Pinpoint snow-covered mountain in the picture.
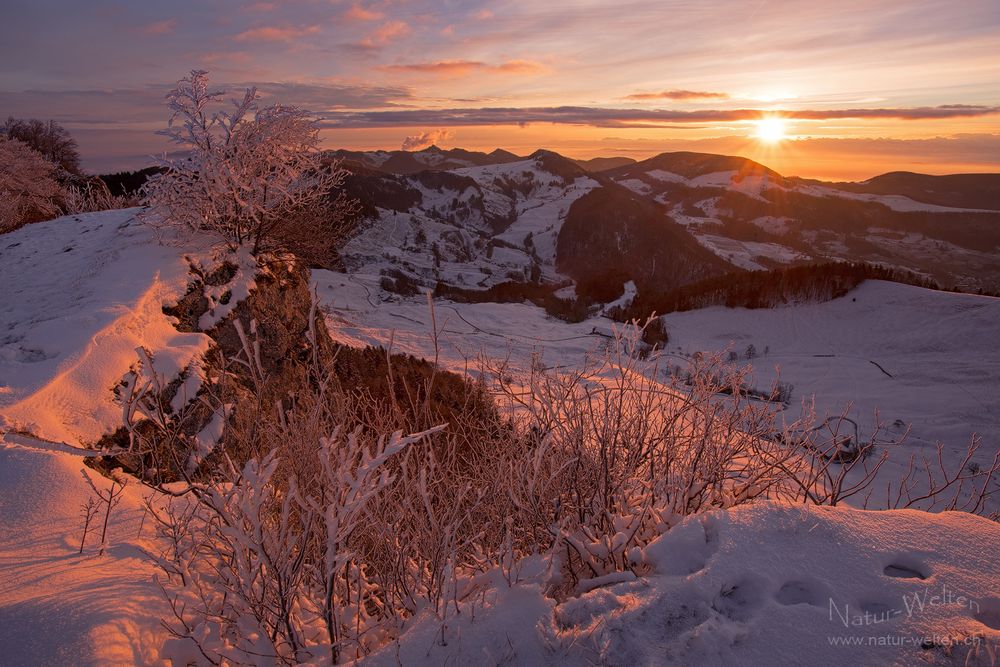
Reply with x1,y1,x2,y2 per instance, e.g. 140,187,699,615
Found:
604,153,1000,290
336,148,1000,302
339,150,734,311
331,145,523,174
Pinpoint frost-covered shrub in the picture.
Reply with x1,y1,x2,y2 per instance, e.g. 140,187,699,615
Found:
63,179,137,214
2,116,81,175
127,307,999,661
140,70,357,258
0,136,65,232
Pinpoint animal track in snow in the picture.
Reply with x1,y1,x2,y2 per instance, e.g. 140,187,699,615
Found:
712,575,767,622
17,348,56,363
859,599,900,618
774,579,830,607
882,555,930,580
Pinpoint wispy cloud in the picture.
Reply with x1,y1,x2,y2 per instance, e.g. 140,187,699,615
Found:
345,3,384,21
382,59,545,76
363,20,410,46
142,19,177,35
0,81,412,127
401,128,454,150
495,60,545,74
625,89,729,101
234,24,321,42
320,104,1000,129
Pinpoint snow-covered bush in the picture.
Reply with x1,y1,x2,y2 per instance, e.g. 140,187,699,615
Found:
484,322,810,592
149,425,443,665
123,309,998,661
63,179,137,214
140,70,357,259
2,116,81,175
0,136,65,232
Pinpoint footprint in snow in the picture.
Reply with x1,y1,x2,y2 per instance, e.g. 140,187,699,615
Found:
712,575,767,622
774,578,831,607
883,555,930,580
17,348,56,363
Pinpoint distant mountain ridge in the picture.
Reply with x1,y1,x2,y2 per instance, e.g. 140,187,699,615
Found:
331,146,1000,313
327,146,639,175
819,171,1000,211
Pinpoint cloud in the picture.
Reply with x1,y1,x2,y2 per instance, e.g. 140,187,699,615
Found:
0,81,412,129
383,60,483,75
345,3,384,21
142,19,177,35
234,24,321,42
382,59,545,77
475,9,494,20
625,89,729,101
495,60,545,74
401,129,454,150
364,20,410,45
319,104,1000,129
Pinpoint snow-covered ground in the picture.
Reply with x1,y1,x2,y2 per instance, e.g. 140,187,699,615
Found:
0,210,212,445
314,269,607,375
316,272,1000,513
693,233,810,270
664,280,1000,495
371,502,1000,666
1,211,998,665
0,435,167,665
4,429,997,665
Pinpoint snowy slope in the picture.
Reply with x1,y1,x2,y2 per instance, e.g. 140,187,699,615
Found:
316,274,1000,512
452,159,600,269
797,183,999,214
340,156,601,293
314,269,608,375
4,427,997,665
662,280,1000,494
608,154,1000,291
0,210,213,445
0,436,167,666
0,207,996,664
370,502,1000,666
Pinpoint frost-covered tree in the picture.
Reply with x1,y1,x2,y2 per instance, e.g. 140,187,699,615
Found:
2,116,81,175
140,70,357,259
0,136,64,232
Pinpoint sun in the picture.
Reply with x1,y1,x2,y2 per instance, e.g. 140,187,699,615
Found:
754,117,787,144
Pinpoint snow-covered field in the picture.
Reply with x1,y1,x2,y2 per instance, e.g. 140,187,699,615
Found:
666,281,1000,489
1,211,998,664
316,271,1000,513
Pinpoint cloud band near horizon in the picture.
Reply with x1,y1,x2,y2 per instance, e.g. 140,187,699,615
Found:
318,104,1000,129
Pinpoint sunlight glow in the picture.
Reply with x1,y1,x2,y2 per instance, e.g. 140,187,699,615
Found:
755,117,787,144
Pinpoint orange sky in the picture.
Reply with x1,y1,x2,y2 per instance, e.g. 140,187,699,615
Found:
2,0,998,179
